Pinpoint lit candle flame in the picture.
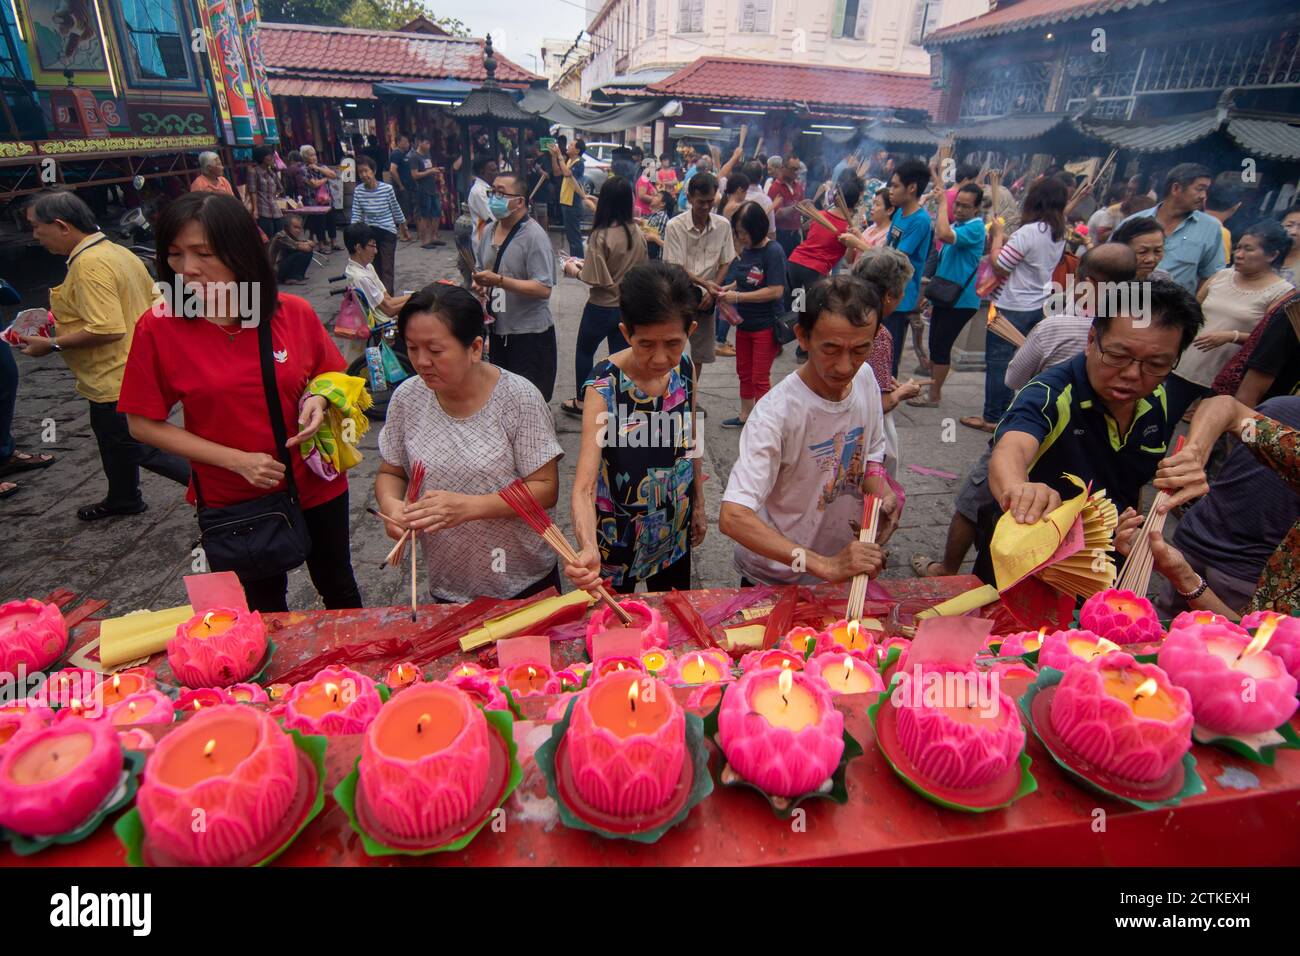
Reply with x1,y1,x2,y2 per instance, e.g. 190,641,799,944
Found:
781,658,791,669
202,611,215,628
1089,637,1122,660
194,699,202,711
325,682,340,703
778,667,793,707
527,666,537,679
460,666,471,676
1132,678,1159,701
1194,611,1215,624
128,701,137,714
617,662,625,671
1240,618,1277,659
203,739,216,758
417,712,430,734
627,680,639,714
695,653,705,671
846,620,860,647
844,655,856,675
112,674,121,691
70,697,82,713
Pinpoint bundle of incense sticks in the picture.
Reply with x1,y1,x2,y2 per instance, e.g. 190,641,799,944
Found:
846,494,882,622
795,200,841,234
752,136,764,159
834,191,854,225
497,479,633,624
1116,436,1184,596
456,243,478,275
986,305,1027,348
737,124,748,153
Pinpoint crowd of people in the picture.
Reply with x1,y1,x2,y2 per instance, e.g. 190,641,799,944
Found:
4,135,1299,624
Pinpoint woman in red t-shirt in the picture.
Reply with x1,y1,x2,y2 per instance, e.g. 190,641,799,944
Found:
119,192,361,613
783,175,863,312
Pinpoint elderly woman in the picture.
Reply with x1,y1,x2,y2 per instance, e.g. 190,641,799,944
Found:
299,145,338,254
190,151,234,196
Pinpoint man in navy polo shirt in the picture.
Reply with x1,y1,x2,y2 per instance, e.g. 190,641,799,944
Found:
972,277,1206,583
1118,163,1225,294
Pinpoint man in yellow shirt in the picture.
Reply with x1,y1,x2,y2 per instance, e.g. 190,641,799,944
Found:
19,192,189,520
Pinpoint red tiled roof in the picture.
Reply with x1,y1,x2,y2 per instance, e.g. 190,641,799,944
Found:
646,57,938,115
259,22,541,86
926,0,1168,46
267,78,377,100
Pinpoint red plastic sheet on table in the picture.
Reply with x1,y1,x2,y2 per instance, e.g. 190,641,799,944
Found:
761,586,799,649
664,589,719,649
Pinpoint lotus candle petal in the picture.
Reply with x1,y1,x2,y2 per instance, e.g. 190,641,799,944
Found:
805,651,884,696
135,705,299,866
994,630,1046,656
499,661,560,698
90,668,157,714
593,655,645,679
175,687,236,713
739,648,805,674
282,667,383,736
780,626,832,658
228,683,270,705
385,662,423,690
107,690,177,727
826,617,883,654
1037,628,1119,672
1049,652,1193,781
663,648,734,687
0,701,54,751
359,683,492,841
584,600,668,657
168,608,267,688
566,672,685,817
1079,589,1163,644
1240,612,1300,683
117,728,156,752
1156,628,1298,735
556,663,591,691
892,664,1024,789
717,668,844,797
0,599,68,680
1170,610,1246,636
0,716,122,837
445,672,509,711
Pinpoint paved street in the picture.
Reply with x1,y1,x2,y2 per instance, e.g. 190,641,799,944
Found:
1,235,994,612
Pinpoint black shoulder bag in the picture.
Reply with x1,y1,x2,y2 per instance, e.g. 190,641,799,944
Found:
926,254,980,308
193,316,312,578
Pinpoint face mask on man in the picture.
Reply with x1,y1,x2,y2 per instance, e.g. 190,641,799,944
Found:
488,194,513,220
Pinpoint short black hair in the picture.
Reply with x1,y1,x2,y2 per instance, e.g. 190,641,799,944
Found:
153,192,278,324
472,155,496,177
687,171,718,197
398,281,486,348
1092,275,1202,354
1206,177,1243,213
573,137,587,155
891,159,930,198
741,160,765,183
620,261,697,331
343,222,375,254
1110,215,1164,246
357,155,377,172
838,173,864,210
730,201,769,246
799,275,881,333
955,162,981,183
1162,163,1212,198
956,182,984,206
1240,218,1293,267
725,172,749,195
252,145,274,164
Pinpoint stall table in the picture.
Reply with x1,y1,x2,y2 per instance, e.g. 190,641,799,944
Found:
4,580,1298,867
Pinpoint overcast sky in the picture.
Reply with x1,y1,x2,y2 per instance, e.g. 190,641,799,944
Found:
437,0,588,76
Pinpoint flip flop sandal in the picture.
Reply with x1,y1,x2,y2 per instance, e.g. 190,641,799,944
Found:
559,399,584,417
910,553,939,578
960,417,996,433
77,500,148,521
0,451,55,478
906,397,940,408
0,483,20,500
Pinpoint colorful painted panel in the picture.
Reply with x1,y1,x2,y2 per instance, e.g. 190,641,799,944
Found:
199,0,255,144
237,0,277,142
19,0,114,88
108,0,201,91
128,101,213,136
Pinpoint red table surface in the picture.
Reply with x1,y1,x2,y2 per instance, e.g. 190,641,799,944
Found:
5,579,1299,867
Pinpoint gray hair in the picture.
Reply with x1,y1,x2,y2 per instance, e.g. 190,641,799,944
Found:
299,145,317,161
198,151,221,172
851,245,913,300
30,191,98,234
767,155,782,170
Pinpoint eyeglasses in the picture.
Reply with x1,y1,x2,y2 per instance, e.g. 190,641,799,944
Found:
1094,333,1177,377
490,190,523,199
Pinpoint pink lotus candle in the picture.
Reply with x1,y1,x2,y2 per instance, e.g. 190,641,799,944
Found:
806,651,884,696
893,665,1024,790
1079,589,1163,644
826,617,883,654
107,691,177,727
1170,610,1246,636
1049,652,1193,781
717,668,844,797
1156,623,1298,735
0,701,54,751
0,599,68,680
176,687,236,713
135,704,300,866
1240,612,1300,682
282,666,383,736
0,717,121,837
228,683,270,705
781,626,832,658
500,662,560,698
386,662,423,690
994,628,1046,656
168,608,267,688
36,668,101,709
567,672,685,817
446,672,509,711
117,728,156,752
641,648,674,674
557,662,591,691
665,649,734,686
359,683,492,841
1038,629,1122,672
739,648,805,674
448,662,487,679
584,600,668,658
267,683,293,701
593,656,645,679
90,669,157,714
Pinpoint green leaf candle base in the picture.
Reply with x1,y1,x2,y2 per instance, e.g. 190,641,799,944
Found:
333,708,521,856
2,749,144,856
1192,720,1300,766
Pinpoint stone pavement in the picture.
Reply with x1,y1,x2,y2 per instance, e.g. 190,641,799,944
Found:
1,235,993,612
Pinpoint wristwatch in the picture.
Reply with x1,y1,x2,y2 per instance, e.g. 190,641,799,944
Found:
49,340,61,352
1176,575,1209,600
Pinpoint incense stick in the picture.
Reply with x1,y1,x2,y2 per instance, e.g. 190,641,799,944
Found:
497,480,633,624
986,308,1027,348
846,495,881,621
795,200,841,234
1117,436,1185,596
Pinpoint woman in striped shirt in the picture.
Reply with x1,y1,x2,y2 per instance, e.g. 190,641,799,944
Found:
350,156,410,295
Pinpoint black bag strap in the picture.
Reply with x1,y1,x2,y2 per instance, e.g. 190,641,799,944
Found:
492,215,528,274
193,314,298,508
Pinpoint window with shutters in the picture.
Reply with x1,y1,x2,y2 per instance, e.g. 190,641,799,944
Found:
647,0,656,34
678,0,704,33
835,0,871,40
910,1,943,45
117,0,195,85
738,0,771,32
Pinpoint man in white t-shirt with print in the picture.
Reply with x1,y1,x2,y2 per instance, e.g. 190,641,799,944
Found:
720,275,897,586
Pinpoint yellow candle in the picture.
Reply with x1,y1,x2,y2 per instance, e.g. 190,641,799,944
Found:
642,650,668,672
822,656,875,694
750,669,818,731
681,653,721,684
1100,669,1179,721
190,611,235,639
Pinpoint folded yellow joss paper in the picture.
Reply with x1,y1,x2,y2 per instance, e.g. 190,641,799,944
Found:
914,584,1001,620
99,605,194,668
459,590,595,651
990,473,1093,592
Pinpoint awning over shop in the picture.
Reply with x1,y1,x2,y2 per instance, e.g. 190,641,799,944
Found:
1224,118,1300,161
371,79,477,100
1073,110,1222,153
518,89,679,133
951,112,1076,143
860,121,949,148
268,78,377,100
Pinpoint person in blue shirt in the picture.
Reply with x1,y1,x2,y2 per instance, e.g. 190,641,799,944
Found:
885,158,933,378
912,177,985,407
1117,163,1225,294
